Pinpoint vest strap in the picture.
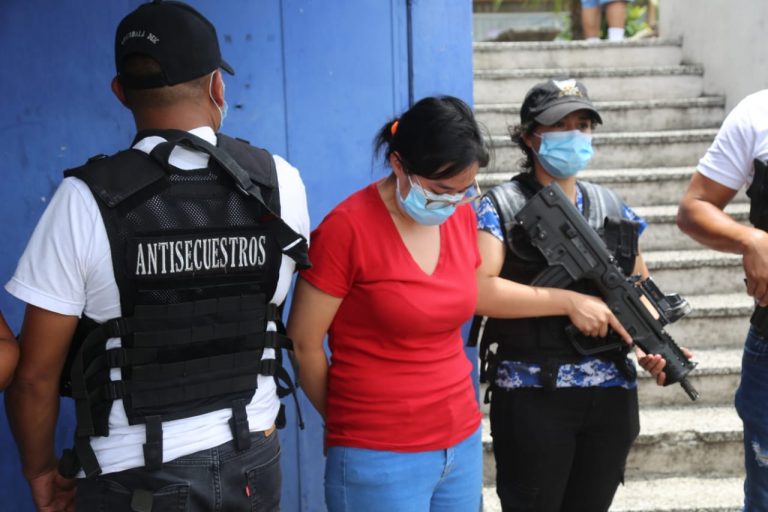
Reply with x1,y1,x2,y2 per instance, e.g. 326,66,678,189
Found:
75,434,102,478
143,416,163,472
229,399,251,451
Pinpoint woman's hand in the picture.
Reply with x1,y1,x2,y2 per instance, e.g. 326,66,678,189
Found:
636,346,694,386
564,292,633,344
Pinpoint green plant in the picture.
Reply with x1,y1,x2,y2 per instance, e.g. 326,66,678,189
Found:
624,4,650,37
599,1,650,38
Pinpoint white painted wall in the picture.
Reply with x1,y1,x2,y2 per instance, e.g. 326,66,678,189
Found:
659,0,768,111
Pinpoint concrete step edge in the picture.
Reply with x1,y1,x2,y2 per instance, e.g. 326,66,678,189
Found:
489,129,718,146
473,38,683,52
677,293,752,317
611,476,743,512
633,203,749,222
643,249,742,269
476,97,725,113
476,65,704,79
477,168,695,186
482,477,743,512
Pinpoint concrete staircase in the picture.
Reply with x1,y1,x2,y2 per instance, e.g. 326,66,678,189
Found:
473,39,745,512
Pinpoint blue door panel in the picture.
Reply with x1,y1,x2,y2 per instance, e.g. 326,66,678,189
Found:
0,1,475,510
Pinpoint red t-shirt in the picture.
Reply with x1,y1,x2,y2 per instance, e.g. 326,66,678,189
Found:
301,181,482,452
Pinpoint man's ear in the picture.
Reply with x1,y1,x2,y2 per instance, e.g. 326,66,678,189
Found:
210,70,225,108
111,77,129,107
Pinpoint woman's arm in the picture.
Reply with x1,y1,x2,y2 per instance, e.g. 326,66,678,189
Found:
286,278,343,419
476,230,631,341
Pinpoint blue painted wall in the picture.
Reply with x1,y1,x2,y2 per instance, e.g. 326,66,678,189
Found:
0,1,474,510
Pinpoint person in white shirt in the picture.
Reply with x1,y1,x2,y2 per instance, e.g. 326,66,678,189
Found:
4,2,309,511
678,89,768,511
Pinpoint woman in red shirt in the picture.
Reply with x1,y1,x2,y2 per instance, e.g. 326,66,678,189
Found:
287,96,490,511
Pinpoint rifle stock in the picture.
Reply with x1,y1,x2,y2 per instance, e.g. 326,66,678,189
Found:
516,183,699,401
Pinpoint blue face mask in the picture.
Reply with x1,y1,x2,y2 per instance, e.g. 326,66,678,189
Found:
535,130,594,179
209,72,228,129
396,174,460,225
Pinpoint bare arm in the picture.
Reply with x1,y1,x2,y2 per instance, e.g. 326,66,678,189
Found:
0,313,19,390
5,305,77,512
475,230,632,342
286,278,343,419
678,171,768,304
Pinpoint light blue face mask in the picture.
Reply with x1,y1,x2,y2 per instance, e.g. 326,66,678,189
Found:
535,130,594,179
396,174,460,225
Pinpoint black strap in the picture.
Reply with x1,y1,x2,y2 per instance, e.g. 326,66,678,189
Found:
540,360,560,391
143,416,163,472
752,305,768,338
148,135,310,269
229,399,252,451
58,448,80,479
75,435,102,478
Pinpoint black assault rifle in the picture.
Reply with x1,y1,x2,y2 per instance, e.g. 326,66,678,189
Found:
515,183,700,401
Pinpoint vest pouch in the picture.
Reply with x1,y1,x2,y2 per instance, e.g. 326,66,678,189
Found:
118,295,271,425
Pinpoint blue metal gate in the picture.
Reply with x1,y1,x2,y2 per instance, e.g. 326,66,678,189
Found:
0,1,474,510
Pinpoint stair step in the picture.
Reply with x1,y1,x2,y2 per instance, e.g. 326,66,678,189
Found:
481,405,743,486
479,167,700,206
473,39,684,70
482,476,743,512
475,65,704,103
644,249,743,296
490,129,718,169
628,405,743,478
611,477,743,512
476,97,725,133
635,203,749,252
635,347,741,407
665,293,752,350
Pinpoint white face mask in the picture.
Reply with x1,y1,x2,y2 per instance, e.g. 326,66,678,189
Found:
209,71,228,130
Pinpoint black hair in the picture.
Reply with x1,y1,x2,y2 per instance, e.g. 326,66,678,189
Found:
509,113,600,173
120,55,210,109
374,96,490,179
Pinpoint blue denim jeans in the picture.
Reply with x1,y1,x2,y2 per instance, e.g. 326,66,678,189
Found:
325,426,482,512
75,429,281,512
736,327,768,512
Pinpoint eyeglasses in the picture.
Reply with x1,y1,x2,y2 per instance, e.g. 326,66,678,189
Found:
412,175,483,210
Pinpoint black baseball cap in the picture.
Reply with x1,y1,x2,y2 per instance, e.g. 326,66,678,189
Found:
115,0,234,89
520,79,602,125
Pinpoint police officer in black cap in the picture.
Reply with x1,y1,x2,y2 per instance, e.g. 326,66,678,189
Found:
471,78,676,511
5,2,309,511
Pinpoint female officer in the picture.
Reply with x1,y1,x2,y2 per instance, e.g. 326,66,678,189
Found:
474,79,667,512
287,96,489,511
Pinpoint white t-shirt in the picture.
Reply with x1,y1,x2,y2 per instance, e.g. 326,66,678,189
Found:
5,126,310,475
698,89,768,191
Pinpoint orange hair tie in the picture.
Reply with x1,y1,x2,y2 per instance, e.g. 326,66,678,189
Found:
390,120,399,136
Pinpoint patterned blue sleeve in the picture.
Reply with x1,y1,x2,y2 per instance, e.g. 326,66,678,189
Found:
622,204,648,236
475,196,504,242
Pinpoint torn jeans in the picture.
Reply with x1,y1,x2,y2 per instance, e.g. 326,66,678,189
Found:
736,326,768,511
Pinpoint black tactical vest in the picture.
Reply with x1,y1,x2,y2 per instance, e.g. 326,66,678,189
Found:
747,159,768,335
59,130,309,477
470,173,639,389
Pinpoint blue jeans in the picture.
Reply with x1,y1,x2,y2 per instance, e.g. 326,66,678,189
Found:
325,426,482,512
736,327,768,512
75,429,281,512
